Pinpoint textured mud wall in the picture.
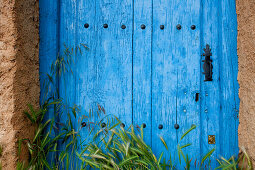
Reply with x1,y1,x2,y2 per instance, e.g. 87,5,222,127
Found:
236,0,255,165
0,0,39,169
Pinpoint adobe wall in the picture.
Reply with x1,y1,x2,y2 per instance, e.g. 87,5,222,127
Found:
236,0,255,165
0,0,254,169
0,0,39,169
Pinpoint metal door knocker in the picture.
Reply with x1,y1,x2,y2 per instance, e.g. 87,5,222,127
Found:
202,44,213,81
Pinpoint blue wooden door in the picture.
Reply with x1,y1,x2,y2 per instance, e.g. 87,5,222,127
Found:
40,0,239,168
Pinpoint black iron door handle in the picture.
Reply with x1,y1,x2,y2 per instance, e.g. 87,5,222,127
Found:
202,44,213,81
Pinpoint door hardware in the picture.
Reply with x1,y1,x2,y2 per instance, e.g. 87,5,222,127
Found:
176,24,181,30
101,122,106,128
195,93,199,102
208,135,215,144
103,24,108,28
142,123,146,128
121,25,126,29
160,25,164,30
191,25,196,30
84,23,89,28
174,124,179,129
81,122,86,127
141,24,146,29
202,44,213,81
183,107,187,113
158,124,163,129
121,123,125,128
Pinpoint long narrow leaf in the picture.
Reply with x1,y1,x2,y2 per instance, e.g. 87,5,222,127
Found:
201,148,215,165
181,125,196,140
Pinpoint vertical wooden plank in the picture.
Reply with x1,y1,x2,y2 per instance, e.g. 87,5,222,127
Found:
91,0,133,126
201,0,221,168
58,0,77,115
76,0,133,137
176,0,201,168
70,3,97,167
58,1,77,167
40,1,239,168
151,0,178,160
219,0,239,159
39,0,59,113
152,0,201,167
76,0,98,144
133,0,152,145
39,0,59,165
75,0,97,141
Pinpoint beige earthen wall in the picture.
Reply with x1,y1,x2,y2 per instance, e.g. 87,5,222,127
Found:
0,0,39,169
237,0,255,165
0,0,255,169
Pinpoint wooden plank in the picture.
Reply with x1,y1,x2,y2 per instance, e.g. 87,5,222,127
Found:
58,0,77,118
58,1,77,168
75,0,133,138
151,0,200,166
133,0,152,145
39,0,59,118
219,0,239,159
201,1,239,168
201,0,221,168
152,1,201,168
75,0,97,141
39,0,59,165
175,0,201,169
92,0,133,127
40,1,239,168
151,0,178,161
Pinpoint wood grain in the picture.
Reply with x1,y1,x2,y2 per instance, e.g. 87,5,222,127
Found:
133,0,152,146
39,0,239,168
39,0,59,164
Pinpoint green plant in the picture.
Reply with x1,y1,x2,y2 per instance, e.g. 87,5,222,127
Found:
0,144,2,157
16,162,29,170
78,124,160,169
238,147,253,170
19,100,61,169
18,43,247,170
0,145,2,170
216,147,253,170
77,123,216,170
18,44,89,170
20,99,247,170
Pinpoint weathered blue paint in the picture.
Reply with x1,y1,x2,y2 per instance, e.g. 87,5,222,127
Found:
200,1,222,168
57,1,79,169
76,0,97,143
174,1,201,168
93,0,133,128
39,0,59,165
133,0,152,146
40,0,239,168
220,0,239,159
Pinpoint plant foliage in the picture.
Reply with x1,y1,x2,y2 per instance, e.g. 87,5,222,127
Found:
17,44,252,170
